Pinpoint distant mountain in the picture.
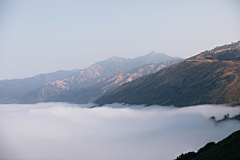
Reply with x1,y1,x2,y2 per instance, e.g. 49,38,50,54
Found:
42,51,180,91
0,70,80,103
95,41,240,106
0,52,181,104
175,130,240,160
34,59,182,104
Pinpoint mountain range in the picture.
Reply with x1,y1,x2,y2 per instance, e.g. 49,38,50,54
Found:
28,59,182,104
0,52,181,104
2,41,240,106
96,41,240,106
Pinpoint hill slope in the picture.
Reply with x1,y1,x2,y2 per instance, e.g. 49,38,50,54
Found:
96,41,240,106
175,130,240,160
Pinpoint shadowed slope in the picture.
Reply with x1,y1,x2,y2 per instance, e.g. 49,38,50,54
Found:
175,130,240,160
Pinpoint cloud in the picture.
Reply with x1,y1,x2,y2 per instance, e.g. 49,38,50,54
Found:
0,103,240,160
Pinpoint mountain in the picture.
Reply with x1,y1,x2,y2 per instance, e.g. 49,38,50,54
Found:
0,52,181,104
33,59,182,104
95,41,240,106
0,70,80,103
175,130,240,160
42,52,180,91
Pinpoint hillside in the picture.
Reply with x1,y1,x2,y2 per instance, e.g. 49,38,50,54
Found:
4,52,180,104
96,41,240,106
175,130,240,160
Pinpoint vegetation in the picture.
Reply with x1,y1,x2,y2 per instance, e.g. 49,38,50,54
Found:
205,49,240,61
175,130,240,160
188,40,240,60
210,113,240,123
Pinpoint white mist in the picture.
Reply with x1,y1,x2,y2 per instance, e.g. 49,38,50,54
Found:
0,103,240,160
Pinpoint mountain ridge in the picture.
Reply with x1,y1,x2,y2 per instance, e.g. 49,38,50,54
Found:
188,41,240,60
0,70,80,103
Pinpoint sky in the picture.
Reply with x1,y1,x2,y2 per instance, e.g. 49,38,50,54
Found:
0,103,240,160
0,0,240,80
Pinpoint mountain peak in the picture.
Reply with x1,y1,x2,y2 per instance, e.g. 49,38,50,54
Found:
148,51,158,55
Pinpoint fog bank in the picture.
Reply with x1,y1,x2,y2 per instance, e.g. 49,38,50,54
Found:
0,103,240,160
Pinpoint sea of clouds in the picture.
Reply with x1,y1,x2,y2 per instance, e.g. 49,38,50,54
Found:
0,103,240,160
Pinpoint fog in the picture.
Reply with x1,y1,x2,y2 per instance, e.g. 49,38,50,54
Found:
0,103,240,160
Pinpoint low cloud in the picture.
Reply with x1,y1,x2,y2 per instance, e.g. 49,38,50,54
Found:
0,103,240,160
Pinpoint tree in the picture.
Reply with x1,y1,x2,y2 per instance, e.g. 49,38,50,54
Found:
223,114,229,120
210,116,216,121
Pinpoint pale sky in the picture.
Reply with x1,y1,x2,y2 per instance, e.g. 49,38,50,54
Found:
0,0,240,80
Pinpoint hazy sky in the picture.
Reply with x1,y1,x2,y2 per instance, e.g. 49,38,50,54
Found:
0,0,240,80
1,103,240,160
